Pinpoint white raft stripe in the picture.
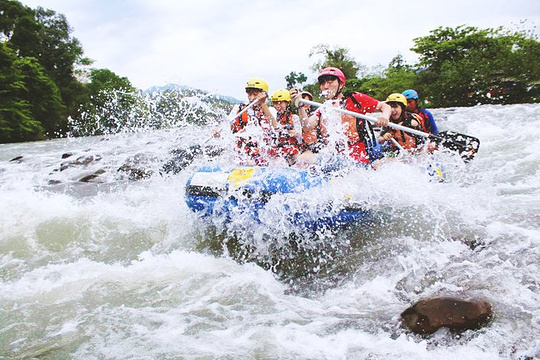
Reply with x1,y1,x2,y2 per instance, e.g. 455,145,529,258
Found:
189,171,229,188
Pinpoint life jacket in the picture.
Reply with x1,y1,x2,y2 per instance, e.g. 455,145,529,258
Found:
301,110,326,147
381,112,422,150
411,111,429,133
342,92,381,164
231,104,267,133
230,104,271,165
274,110,300,158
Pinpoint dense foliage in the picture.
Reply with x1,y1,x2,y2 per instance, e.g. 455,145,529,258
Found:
0,0,134,143
291,26,540,107
412,25,540,106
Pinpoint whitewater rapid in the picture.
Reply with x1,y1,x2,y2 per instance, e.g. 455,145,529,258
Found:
1,103,539,359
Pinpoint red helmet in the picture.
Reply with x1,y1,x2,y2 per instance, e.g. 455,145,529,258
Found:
318,67,346,85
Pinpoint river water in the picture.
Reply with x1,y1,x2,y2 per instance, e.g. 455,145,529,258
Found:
1,103,539,359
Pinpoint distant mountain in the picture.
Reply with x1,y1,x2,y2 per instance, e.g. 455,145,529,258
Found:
144,83,242,104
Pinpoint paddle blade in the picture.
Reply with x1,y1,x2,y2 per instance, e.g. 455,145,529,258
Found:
433,131,480,162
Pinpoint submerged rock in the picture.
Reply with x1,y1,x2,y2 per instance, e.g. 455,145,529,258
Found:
79,169,106,183
161,144,224,174
401,297,492,334
9,155,23,163
60,154,102,171
117,153,156,180
117,164,154,181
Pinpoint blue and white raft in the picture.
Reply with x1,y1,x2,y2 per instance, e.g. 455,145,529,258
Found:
185,165,371,229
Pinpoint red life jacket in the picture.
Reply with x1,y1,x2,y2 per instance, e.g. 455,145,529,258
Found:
411,112,429,133
342,93,380,164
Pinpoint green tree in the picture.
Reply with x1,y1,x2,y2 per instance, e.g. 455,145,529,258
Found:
14,56,66,136
309,44,362,80
411,25,540,106
346,54,418,100
72,68,136,135
0,42,44,142
285,71,307,89
86,68,134,95
3,1,90,131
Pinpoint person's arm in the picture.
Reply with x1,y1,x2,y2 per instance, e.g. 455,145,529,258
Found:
258,93,277,128
375,101,391,127
290,113,302,142
227,104,241,134
424,109,438,134
378,128,393,144
302,112,321,132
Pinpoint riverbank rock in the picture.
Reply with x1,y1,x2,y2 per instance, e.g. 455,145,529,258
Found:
401,297,492,334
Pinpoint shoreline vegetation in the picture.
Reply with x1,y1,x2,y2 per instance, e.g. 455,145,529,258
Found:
1,0,539,144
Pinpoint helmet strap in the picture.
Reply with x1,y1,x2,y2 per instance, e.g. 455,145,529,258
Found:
333,82,344,99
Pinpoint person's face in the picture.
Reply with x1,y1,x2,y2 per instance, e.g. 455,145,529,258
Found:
246,88,263,102
318,75,341,99
273,100,289,113
390,102,403,120
406,98,418,112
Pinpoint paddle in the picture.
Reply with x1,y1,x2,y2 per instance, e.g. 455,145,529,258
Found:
297,98,480,161
228,98,260,122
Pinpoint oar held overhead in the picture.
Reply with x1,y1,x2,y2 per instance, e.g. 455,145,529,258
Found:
297,98,480,161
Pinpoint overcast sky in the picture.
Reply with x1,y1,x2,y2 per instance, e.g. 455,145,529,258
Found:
20,0,540,100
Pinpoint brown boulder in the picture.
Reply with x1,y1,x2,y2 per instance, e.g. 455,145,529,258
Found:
401,297,492,334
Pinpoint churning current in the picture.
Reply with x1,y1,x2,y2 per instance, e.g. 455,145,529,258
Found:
1,103,539,359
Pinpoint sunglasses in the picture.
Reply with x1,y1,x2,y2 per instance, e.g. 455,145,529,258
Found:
318,75,338,85
246,88,262,95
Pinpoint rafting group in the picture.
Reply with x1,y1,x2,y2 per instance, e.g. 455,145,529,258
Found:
185,67,479,226
215,66,464,171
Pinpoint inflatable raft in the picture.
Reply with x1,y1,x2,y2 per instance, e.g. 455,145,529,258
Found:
185,165,371,229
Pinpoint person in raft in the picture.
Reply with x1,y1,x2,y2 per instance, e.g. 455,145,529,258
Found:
402,89,439,134
229,78,276,165
378,93,424,153
290,67,391,166
269,89,303,165
296,90,327,155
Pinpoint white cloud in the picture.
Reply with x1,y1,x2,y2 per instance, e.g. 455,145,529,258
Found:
20,0,540,100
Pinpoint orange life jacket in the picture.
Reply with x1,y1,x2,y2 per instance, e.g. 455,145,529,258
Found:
381,112,422,150
274,110,300,158
230,104,271,165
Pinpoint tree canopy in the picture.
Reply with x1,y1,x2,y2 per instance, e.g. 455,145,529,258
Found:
411,25,540,106
0,0,133,143
293,26,540,107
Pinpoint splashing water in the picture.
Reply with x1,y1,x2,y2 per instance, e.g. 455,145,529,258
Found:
1,97,540,359
68,87,232,136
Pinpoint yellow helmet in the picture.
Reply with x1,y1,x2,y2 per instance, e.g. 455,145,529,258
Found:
386,93,407,107
271,89,291,102
245,78,269,93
